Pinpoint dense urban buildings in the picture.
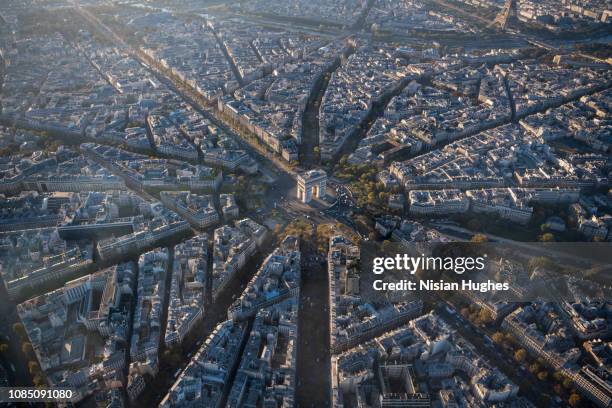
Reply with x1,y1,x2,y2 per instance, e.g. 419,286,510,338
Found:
0,0,609,407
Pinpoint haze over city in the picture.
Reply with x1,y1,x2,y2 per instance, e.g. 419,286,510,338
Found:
0,0,610,407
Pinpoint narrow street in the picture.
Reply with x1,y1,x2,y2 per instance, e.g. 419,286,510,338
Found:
300,44,354,170
211,29,245,86
300,70,328,168
157,246,175,357
123,260,139,404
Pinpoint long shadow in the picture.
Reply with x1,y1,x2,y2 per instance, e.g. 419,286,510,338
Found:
295,239,331,407
301,44,355,169
0,275,34,388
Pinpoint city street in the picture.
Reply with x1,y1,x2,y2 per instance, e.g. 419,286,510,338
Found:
295,232,331,407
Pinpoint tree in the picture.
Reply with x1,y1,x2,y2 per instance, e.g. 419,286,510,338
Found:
13,323,26,339
539,232,555,242
22,343,34,359
381,240,393,253
32,374,46,387
528,256,556,272
528,363,540,373
28,361,40,376
492,332,504,344
537,371,549,381
367,192,376,205
478,308,493,325
514,349,527,362
553,384,563,395
273,224,282,235
471,233,488,243
562,378,573,389
568,393,581,407
316,224,334,253
553,371,565,382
